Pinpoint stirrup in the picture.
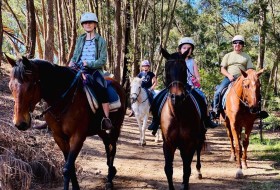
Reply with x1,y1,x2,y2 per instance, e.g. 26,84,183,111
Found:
101,117,113,130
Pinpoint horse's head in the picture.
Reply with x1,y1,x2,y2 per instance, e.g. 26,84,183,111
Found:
161,48,188,96
240,68,264,113
6,55,41,130
130,77,144,104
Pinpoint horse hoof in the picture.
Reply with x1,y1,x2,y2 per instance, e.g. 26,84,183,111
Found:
105,182,113,190
235,169,243,179
197,174,203,179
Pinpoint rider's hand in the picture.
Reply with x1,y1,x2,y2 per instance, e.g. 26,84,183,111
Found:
82,60,88,67
68,61,75,67
228,75,235,81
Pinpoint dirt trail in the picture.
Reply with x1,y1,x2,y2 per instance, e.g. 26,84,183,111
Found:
47,115,279,190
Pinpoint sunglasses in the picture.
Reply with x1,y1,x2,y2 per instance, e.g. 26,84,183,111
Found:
82,21,95,25
233,41,244,45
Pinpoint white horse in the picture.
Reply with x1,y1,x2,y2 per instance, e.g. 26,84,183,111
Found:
131,77,159,146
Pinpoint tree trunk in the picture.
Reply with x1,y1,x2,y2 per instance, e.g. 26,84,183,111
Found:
66,0,77,63
26,0,36,58
114,0,122,82
121,0,131,87
257,0,268,69
44,0,54,62
155,0,178,75
0,0,3,66
106,0,113,71
56,0,66,65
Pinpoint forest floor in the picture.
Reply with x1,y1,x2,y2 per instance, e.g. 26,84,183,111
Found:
0,63,279,190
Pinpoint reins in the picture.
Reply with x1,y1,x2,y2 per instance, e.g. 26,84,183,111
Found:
232,77,250,108
35,70,82,119
130,86,149,104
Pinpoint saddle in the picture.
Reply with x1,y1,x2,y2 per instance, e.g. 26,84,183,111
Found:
83,80,121,113
151,87,201,119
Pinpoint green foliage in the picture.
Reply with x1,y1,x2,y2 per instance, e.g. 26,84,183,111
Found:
241,181,280,190
250,134,280,169
263,113,280,131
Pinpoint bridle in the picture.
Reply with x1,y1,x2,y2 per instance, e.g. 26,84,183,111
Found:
130,86,148,104
232,77,260,111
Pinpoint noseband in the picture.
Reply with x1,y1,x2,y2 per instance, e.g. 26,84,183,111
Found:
232,78,260,112
130,86,148,104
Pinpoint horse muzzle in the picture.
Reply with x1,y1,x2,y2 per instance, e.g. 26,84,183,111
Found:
14,113,32,131
130,97,137,104
15,121,31,131
249,107,259,114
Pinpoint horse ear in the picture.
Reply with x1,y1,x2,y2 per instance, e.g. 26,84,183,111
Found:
4,53,17,67
240,69,248,78
161,48,170,60
181,49,190,60
256,68,265,77
22,56,33,70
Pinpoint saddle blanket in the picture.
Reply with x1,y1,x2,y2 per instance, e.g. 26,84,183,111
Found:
222,83,234,109
84,80,121,113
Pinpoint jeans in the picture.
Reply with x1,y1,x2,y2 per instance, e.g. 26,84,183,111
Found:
213,77,231,109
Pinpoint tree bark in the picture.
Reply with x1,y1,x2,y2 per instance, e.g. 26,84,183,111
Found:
114,0,122,82
0,0,3,66
257,0,268,69
66,0,77,63
44,0,54,62
56,0,66,65
121,0,131,87
26,0,36,58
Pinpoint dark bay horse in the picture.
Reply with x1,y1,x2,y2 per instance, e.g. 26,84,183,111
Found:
160,49,205,190
6,56,126,190
221,68,264,178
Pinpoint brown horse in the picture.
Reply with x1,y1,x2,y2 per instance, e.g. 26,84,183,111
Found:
6,55,126,190
160,49,205,190
221,68,264,178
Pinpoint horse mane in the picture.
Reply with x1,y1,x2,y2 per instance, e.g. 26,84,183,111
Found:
164,52,187,87
13,58,78,102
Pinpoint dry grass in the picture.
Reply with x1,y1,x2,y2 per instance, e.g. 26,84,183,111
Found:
0,63,64,189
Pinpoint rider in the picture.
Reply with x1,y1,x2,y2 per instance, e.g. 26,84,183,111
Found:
68,12,113,130
148,37,218,135
128,60,158,117
212,35,254,116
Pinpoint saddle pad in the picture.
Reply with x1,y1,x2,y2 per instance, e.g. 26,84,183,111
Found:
222,83,234,109
157,89,201,120
84,85,99,113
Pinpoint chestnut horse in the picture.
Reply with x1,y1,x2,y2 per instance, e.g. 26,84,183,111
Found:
160,49,205,190
221,68,264,178
7,56,126,190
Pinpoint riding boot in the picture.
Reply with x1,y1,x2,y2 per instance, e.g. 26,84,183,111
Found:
101,117,114,130
204,116,219,129
148,118,159,136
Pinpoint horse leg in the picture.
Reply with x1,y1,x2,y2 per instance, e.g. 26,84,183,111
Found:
180,148,196,190
230,126,243,179
242,127,252,169
163,142,176,190
225,122,236,161
195,143,203,179
141,114,149,146
135,115,144,146
63,136,86,190
101,136,117,190
52,134,72,190
155,129,161,143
